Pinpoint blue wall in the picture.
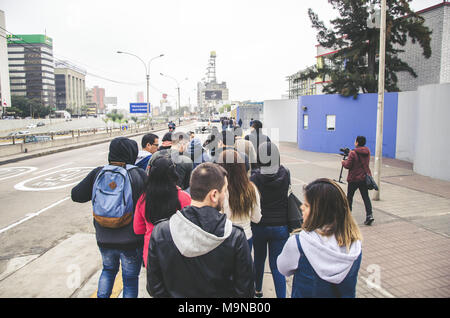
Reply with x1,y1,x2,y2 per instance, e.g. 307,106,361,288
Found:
297,93,398,158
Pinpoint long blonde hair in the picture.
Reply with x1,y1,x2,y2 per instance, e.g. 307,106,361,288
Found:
302,178,362,250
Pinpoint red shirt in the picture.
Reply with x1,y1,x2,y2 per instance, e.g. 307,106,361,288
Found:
133,187,191,267
342,146,371,183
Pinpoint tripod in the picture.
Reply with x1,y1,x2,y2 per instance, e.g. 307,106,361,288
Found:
334,154,347,184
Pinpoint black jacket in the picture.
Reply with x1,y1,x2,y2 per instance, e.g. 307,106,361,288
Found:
245,130,271,168
250,165,290,226
71,137,147,249
147,206,255,298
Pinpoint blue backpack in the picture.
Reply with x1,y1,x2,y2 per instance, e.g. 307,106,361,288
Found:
92,164,136,228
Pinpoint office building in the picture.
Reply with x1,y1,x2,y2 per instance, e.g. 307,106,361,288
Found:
54,60,86,114
7,34,56,108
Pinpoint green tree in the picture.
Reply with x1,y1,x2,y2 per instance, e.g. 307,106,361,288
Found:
11,95,50,118
300,0,432,97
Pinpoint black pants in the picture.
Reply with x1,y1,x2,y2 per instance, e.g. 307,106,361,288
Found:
347,181,373,217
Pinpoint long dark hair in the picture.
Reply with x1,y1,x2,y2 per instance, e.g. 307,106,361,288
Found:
218,150,257,218
144,156,181,224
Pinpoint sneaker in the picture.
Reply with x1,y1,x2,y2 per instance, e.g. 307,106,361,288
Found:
364,215,374,226
255,291,263,298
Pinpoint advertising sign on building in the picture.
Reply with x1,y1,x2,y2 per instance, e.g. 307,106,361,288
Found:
205,90,222,100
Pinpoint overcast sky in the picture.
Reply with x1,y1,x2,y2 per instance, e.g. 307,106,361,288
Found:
0,0,439,109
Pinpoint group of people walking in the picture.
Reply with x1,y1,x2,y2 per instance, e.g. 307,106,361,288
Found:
71,119,373,298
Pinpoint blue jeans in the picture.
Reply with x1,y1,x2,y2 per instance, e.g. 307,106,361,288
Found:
97,247,143,298
252,225,289,298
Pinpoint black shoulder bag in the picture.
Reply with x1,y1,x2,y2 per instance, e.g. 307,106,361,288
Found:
356,152,379,191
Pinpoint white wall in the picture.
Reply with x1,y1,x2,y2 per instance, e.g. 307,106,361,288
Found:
396,91,418,162
263,99,297,143
413,83,450,181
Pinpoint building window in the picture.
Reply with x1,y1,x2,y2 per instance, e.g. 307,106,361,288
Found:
326,115,336,131
303,114,309,129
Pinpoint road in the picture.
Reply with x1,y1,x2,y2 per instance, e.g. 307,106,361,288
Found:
0,122,214,277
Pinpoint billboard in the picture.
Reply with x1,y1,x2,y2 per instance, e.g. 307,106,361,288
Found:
130,103,150,113
205,90,222,100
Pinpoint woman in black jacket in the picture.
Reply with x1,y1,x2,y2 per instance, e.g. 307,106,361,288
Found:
250,142,290,298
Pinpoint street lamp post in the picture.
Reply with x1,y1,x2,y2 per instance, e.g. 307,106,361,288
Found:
117,51,164,129
372,0,386,201
160,73,188,126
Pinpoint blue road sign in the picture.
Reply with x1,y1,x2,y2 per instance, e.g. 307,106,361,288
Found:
130,103,150,114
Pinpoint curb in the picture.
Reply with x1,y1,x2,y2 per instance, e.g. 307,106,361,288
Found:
0,123,190,166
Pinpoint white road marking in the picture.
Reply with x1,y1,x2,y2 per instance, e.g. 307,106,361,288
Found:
15,167,94,191
0,167,38,181
0,197,70,235
33,163,73,175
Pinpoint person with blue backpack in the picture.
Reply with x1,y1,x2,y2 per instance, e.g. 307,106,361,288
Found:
71,137,147,298
277,178,363,298
135,133,159,171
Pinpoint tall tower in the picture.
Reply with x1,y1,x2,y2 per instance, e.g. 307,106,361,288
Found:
205,51,217,84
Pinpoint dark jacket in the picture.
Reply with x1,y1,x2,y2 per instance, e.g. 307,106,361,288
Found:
342,146,371,183
71,137,147,250
146,206,255,298
250,165,290,226
147,148,193,190
245,130,271,168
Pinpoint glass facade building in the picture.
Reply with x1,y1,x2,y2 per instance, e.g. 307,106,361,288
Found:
7,34,56,108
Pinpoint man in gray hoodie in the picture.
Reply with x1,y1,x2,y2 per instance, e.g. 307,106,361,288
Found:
146,162,255,298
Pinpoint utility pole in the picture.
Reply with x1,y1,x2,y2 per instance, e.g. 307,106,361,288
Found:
373,0,387,201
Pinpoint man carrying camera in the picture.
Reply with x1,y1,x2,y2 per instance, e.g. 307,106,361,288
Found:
341,136,375,226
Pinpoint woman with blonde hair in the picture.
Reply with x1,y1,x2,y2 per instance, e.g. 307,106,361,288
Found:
277,178,362,298
218,149,261,250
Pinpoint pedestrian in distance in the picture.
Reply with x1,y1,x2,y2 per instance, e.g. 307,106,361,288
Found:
147,132,193,191
234,126,257,174
71,137,147,298
215,129,250,173
133,156,191,268
135,133,159,171
245,120,271,170
250,141,290,298
146,162,255,298
341,136,375,226
238,118,243,128
277,178,363,298
218,149,261,251
188,132,211,169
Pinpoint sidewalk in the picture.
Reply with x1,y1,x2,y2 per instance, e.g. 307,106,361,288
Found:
278,142,450,298
0,142,448,298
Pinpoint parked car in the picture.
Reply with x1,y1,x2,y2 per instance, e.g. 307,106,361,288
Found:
26,124,37,129
37,122,45,127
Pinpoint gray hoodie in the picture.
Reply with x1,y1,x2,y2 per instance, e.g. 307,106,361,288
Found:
277,230,362,284
169,210,233,257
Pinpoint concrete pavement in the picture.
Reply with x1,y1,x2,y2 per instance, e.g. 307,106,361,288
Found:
0,140,448,298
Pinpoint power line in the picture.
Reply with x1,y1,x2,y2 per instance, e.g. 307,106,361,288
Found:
1,27,168,92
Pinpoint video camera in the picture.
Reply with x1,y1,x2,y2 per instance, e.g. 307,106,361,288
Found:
340,147,350,157
335,147,350,184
